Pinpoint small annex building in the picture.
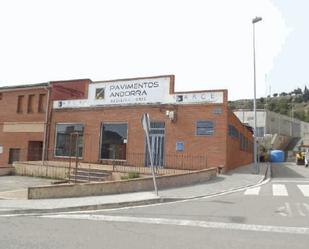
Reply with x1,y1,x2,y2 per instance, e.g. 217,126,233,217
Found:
0,75,253,173
0,83,48,174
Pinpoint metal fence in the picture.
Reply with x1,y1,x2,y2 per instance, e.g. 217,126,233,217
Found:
96,152,207,171
8,148,208,172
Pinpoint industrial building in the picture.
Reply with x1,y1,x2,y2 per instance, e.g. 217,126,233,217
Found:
0,75,254,173
234,109,309,152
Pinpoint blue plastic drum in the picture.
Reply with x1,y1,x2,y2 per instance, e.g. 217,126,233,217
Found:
270,150,285,163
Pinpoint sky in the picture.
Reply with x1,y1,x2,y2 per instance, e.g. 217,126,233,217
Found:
0,0,306,100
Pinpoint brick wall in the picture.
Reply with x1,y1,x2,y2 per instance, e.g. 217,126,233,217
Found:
50,79,90,101
0,87,47,167
48,103,229,170
226,111,254,170
0,87,47,122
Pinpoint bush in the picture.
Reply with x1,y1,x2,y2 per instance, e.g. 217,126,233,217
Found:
121,171,140,180
128,171,139,179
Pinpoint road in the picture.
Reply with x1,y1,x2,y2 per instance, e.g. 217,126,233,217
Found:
1,163,309,249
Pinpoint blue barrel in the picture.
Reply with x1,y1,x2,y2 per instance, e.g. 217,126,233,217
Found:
270,150,285,163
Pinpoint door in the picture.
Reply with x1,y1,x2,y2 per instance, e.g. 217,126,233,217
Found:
27,141,43,161
8,148,20,164
145,122,165,167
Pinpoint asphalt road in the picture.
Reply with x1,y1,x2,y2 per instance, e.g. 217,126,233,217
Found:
1,163,309,249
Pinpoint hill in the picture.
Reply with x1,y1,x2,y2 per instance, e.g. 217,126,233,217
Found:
228,87,309,122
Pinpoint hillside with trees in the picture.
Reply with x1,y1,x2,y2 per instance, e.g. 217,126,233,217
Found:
229,86,309,122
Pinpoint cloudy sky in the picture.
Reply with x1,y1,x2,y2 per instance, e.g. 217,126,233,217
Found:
0,0,306,100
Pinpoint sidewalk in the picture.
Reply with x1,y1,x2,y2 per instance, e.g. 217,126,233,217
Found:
0,163,269,215
159,162,269,198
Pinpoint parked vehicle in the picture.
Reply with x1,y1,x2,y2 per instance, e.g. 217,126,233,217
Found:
296,145,309,166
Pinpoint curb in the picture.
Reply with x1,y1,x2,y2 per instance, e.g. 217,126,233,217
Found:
0,198,159,215
0,197,186,216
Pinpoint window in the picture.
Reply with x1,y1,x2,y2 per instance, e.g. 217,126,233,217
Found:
213,107,222,115
196,121,214,136
17,95,24,113
244,137,248,151
38,94,46,113
100,123,128,160
240,133,245,151
27,94,35,113
228,125,239,138
54,124,84,157
239,134,250,151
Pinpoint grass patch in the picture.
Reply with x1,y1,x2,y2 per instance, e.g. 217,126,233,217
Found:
121,171,140,180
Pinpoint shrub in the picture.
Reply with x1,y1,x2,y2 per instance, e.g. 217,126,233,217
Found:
121,171,140,180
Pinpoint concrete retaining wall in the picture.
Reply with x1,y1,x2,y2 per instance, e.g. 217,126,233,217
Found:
28,168,217,199
0,167,14,176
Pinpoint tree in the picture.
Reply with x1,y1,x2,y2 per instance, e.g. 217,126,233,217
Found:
273,93,278,97
294,110,306,121
259,97,265,104
303,86,309,102
294,95,303,103
293,87,303,95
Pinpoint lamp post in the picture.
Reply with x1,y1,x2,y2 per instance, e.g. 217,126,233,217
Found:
252,16,262,174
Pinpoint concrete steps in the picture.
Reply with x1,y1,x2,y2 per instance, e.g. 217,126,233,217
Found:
68,168,112,183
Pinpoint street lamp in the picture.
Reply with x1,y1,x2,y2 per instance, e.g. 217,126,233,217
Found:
252,16,262,174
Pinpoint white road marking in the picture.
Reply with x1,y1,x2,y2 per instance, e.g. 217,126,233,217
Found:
277,202,292,217
297,185,309,197
244,187,261,195
285,202,292,217
41,214,309,235
272,180,309,183
296,203,306,217
272,184,288,196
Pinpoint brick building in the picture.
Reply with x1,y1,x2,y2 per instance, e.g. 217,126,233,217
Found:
0,75,253,172
0,83,48,168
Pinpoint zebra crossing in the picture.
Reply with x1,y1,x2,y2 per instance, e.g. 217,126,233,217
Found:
244,183,309,197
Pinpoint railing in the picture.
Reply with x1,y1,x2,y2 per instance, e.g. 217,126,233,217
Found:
99,152,207,171
11,149,208,178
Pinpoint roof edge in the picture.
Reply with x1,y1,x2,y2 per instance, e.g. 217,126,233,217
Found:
0,82,48,92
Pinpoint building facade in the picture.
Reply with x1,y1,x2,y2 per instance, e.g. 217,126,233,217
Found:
46,75,253,171
0,83,48,167
0,75,254,172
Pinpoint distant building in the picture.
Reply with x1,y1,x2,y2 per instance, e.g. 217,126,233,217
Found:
234,109,309,150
